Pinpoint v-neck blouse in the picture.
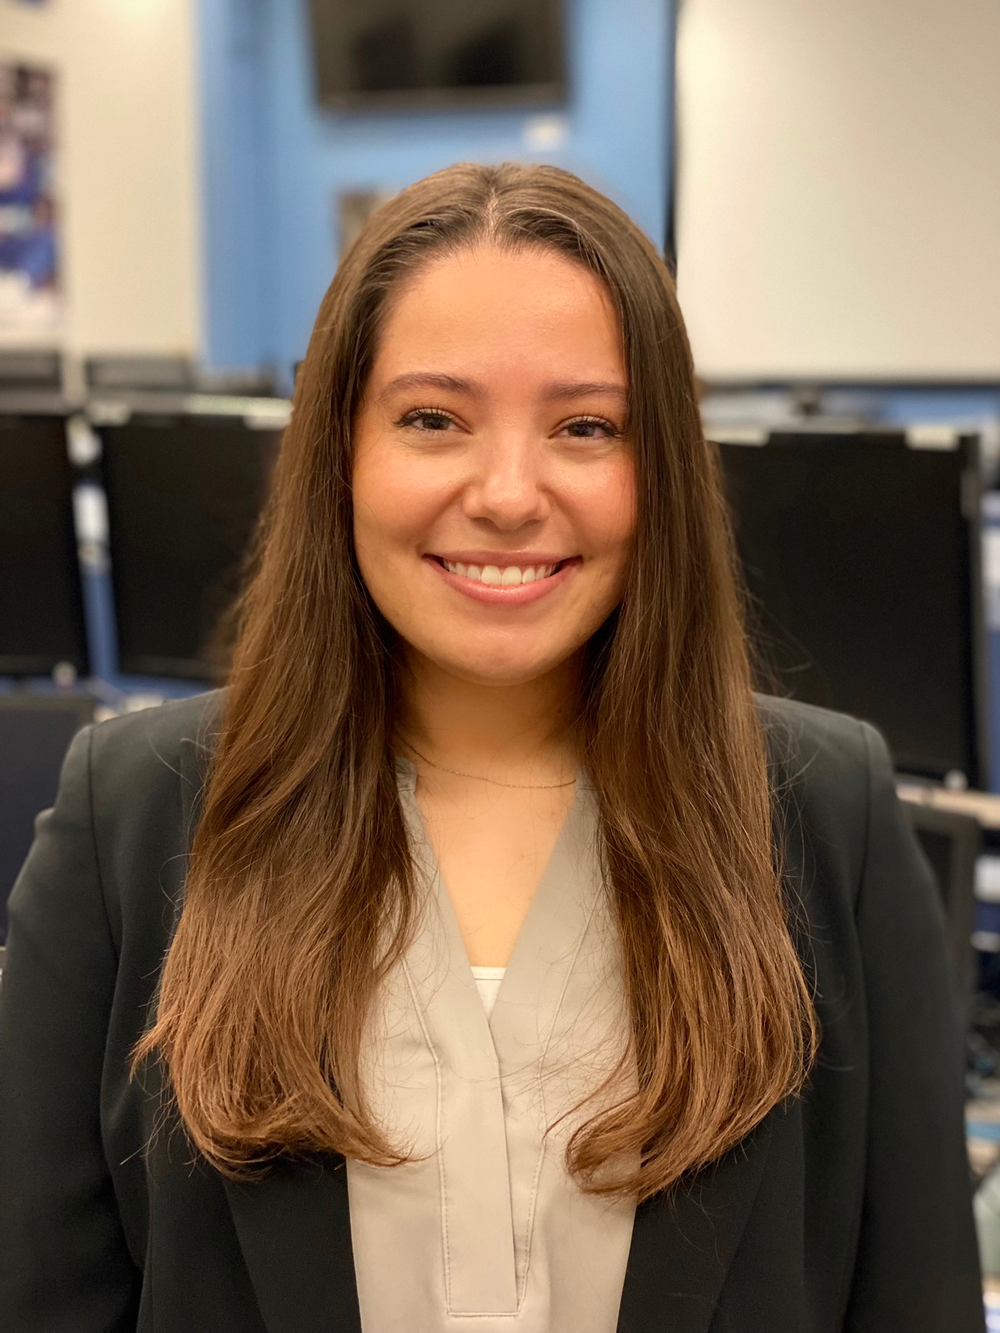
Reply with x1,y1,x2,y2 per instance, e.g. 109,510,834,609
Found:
345,761,637,1333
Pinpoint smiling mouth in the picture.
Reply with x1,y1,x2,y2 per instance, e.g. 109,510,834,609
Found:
431,556,574,587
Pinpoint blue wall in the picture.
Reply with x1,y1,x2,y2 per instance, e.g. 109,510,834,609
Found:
198,0,673,385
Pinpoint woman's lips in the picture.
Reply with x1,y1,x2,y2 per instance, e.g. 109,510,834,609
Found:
424,555,580,605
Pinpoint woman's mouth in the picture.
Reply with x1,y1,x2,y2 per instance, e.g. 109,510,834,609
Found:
425,555,580,604
439,558,564,586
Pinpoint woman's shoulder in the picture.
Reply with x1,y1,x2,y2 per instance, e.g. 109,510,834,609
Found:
754,692,904,915
87,689,223,778
84,688,884,826
84,688,883,811
754,691,885,790
755,691,890,852
81,689,224,840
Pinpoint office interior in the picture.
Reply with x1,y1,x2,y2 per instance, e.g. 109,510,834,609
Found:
2,0,1000,1319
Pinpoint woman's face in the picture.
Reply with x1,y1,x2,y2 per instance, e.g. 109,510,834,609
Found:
352,244,636,688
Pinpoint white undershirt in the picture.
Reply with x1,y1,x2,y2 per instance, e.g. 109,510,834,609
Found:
471,965,506,1018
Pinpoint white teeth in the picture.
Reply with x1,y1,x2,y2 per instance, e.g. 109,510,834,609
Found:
441,559,560,585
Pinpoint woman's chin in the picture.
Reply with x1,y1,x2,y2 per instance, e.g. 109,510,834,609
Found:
416,640,577,689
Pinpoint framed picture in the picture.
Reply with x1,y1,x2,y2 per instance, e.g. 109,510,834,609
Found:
0,59,59,330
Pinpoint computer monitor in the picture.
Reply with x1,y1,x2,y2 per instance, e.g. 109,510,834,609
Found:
97,412,282,680
0,349,62,391
85,355,193,393
0,411,89,678
0,693,96,941
717,430,985,787
307,0,566,110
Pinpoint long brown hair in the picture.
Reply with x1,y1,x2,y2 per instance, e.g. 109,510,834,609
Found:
136,162,817,1201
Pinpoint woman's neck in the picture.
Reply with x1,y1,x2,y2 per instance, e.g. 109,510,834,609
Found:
395,652,582,786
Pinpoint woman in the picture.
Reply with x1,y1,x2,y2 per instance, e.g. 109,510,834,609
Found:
0,163,983,1332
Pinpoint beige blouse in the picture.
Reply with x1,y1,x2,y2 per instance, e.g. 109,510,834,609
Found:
346,761,637,1333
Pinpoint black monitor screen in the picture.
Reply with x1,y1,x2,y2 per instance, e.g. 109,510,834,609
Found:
99,415,281,680
717,432,982,785
308,0,565,109
0,413,88,677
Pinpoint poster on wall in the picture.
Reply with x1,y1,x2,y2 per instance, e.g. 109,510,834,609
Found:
0,59,59,331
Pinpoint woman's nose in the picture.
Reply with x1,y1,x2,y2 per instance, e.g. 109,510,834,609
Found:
461,431,550,529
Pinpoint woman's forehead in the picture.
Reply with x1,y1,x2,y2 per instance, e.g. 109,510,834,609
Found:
369,245,625,394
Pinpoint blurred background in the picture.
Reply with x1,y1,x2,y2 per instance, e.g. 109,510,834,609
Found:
2,0,1000,1316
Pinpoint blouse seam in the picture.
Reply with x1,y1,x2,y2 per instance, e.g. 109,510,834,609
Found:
402,957,454,1312
516,888,603,1312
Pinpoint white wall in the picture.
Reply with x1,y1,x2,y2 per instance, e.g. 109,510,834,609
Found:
675,0,1000,379
1,0,201,355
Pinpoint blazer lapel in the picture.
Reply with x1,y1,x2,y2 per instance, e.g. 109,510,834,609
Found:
224,1157,362,1333
616,1108,776,1333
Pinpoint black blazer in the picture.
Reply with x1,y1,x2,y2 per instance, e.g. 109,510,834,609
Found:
0,691,985,1333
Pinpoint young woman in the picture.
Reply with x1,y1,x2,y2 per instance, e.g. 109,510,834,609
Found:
0,163,984,1332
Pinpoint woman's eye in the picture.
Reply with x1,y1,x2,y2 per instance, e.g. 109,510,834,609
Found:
398,408,456,432
561,416,620,440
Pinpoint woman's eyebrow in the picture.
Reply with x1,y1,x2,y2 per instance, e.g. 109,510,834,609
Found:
378,372,482,400
542,381,627,401
378,373,627,402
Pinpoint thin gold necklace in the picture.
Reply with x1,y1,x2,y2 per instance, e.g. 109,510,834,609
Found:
401,739,576,790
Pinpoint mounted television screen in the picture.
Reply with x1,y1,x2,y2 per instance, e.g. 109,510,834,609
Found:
98,414,282,681
717,431,985,787
0,412,89,677
307,0,566,109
